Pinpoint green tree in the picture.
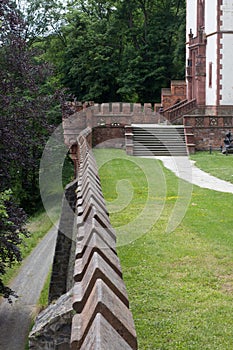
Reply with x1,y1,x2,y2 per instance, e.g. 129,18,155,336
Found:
23,0,186,103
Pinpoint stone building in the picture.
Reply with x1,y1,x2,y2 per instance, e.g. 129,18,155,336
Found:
186,0,233,110
181,0,233,151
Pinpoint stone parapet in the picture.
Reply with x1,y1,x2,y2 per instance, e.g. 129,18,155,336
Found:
184,113,233,151
62,103,162,150
30,127,138,349
70,129,138,349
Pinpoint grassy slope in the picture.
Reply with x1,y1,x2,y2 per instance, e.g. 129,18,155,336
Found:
190,150,233,184
2,210,53,285
95,149,233,350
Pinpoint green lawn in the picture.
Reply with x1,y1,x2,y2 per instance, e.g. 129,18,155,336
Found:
190,150,233,183
95,149,233,350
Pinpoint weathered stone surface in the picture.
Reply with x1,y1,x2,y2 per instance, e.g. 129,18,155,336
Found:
29,290,73,350
79,313,134,350
76,223,116,257
74,231,121,282
49,180,78,302
78,175,101,193
77,178,102,200
77,188,106,210
33,126,137,350
73,252,129,313
80,314,132,350
73,252,129,312
77,205,111,229
77,193,109,218
71,279,137,350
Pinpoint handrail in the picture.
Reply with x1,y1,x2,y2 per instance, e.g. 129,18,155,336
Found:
163,99,197,122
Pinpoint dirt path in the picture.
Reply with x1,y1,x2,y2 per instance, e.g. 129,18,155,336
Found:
0,224,57,350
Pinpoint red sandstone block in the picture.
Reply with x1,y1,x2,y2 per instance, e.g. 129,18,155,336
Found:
101,103,110,114
76,182,105,207
77,189,105,212
71,279,137,350
77,173,101,192
77,179,102,198
74,233,122,282
76,205,111,229
73,252,129,312
122,103,131,114
78,163,100,182
77,177,102,199
77,173,103,195
79,313,135,350
76,223,116,257
144,103,152,115
77,190,105,216
77,193,109,218
78,158,99,176
112,102,120,114
133,103,142,114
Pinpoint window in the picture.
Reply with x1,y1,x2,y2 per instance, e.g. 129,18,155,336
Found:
209,62,212,88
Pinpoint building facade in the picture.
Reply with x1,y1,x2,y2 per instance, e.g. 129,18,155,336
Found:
186,0,233,108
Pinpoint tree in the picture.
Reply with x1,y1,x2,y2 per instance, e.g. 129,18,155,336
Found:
0,0,64,300
0,190,28,302
0,0,63,212
38,0,186,103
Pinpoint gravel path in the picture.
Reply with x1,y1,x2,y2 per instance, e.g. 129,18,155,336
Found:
155,156,233,194
0,224,57,350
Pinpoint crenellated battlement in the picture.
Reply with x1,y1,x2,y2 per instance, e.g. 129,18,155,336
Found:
62,101,162,147
93,102,155,115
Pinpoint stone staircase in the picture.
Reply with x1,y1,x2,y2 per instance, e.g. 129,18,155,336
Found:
161,98,197,123
132,124,188,156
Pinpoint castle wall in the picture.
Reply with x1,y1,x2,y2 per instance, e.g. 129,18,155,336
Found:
92,126,125,148
184,114,232,150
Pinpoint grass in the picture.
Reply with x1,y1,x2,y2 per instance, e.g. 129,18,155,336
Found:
190,150,233,183
38,268,52,309
94,149,233,350
2,210,53,286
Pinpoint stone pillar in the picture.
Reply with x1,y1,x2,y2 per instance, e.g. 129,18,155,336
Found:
125,126,134,156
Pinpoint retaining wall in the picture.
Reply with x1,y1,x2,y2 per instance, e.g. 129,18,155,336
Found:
29,127,138,349
184,114,232,150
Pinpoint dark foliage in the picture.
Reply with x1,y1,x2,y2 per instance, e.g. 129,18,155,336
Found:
0,0,64,301
0,190,28,302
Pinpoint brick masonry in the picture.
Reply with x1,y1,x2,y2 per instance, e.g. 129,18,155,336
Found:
184,109,233,151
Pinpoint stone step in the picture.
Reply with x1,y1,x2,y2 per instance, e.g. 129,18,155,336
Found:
132,125,187,156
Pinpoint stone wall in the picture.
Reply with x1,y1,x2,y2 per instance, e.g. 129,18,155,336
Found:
92,125,125,148
29,291,73,350
62,102,162,149
161,81,187,110
49,179,78,302
71,129,138,349
184,113,232,150
29,127,138,349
